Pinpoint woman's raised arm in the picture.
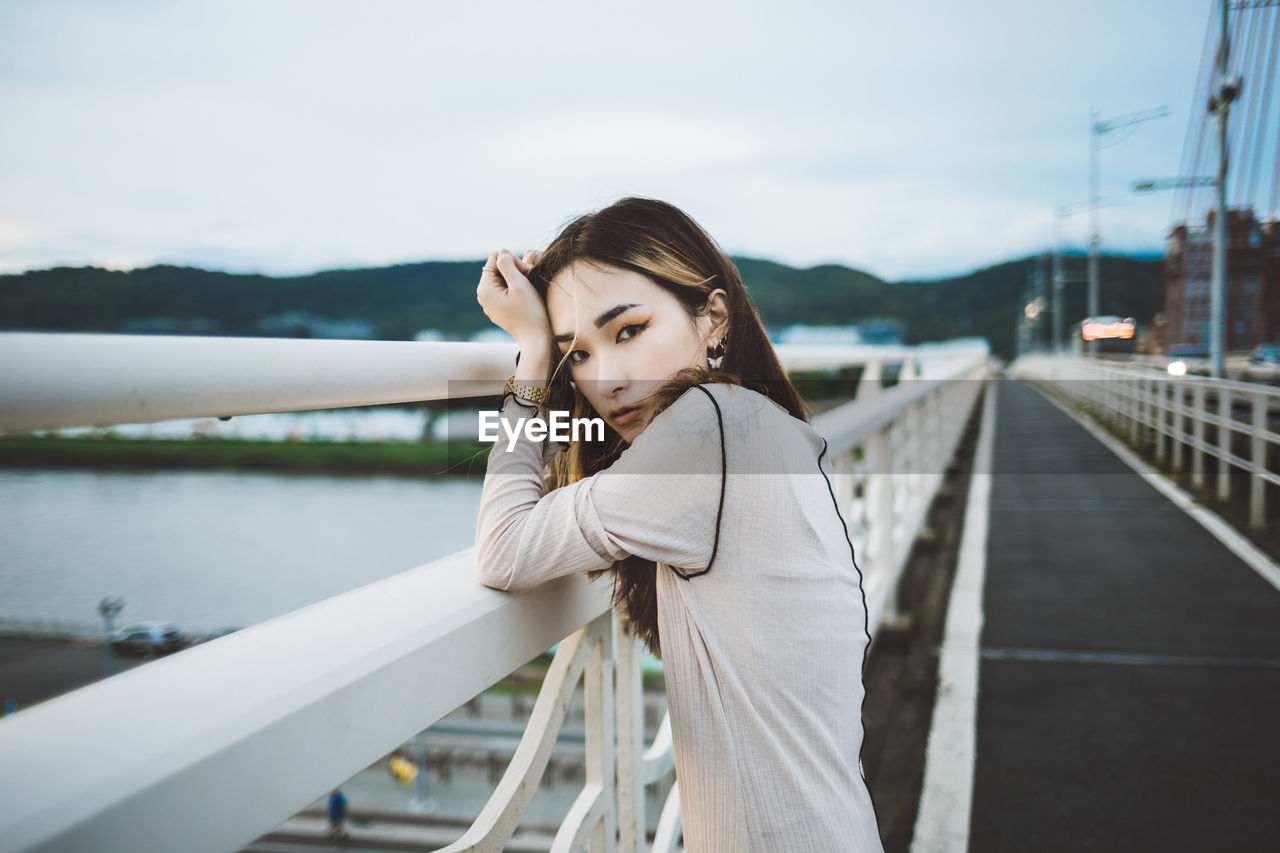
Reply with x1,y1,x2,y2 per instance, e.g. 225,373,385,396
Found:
474,387,725,592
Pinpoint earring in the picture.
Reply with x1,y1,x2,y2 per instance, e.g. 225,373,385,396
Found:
707,339,726,369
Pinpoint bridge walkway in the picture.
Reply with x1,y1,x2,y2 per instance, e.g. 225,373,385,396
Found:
964,379,1280,851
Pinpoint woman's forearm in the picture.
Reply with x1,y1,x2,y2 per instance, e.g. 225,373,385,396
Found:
474,394,614,591
514,341,552,387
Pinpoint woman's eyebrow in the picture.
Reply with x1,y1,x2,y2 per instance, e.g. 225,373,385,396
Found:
552,303,640,343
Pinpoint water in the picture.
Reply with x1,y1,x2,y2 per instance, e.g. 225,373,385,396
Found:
0,469,482,637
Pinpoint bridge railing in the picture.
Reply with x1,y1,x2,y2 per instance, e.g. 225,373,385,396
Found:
0,332,989,853
1013,353,1280,530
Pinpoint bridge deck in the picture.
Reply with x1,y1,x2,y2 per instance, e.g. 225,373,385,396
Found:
967,380,1280,851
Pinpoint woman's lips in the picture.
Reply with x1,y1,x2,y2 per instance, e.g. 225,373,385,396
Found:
611,407,639,427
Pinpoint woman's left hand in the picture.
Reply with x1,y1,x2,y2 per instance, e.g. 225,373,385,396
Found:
476,248,549,347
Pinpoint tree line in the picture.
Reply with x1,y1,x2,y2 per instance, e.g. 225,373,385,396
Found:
0,253,1162,361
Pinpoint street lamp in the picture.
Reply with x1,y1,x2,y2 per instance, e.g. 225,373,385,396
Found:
1054,201,1120,353
1088,105,1170,355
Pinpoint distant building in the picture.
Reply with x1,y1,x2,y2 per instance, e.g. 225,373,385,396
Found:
770,324,862,346
258,311,375,340
855,319,906,346
768,320,905,347
1161,209,1280,353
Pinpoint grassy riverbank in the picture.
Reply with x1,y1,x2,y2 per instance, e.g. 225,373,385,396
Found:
0,436,492,478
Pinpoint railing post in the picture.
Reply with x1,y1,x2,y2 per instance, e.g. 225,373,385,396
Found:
911,400,925,526
588,619,618,853
867,429,896,618
1152,376,1161,448
927,387,942,482
1171,381,1184,473
1219,387,1233,502
1192,383,1206,488
1141,376,1152,448
1106,368,1116,425
1155,378,1168,464
1251,391,1267,530
1128,374,1140,444
857,361,882,399
613,615,645,853
549,615,618,853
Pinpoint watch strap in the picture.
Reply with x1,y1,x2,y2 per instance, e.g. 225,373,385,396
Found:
503,375,550,405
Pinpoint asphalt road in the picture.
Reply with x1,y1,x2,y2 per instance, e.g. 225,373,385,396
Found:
0,635,152,712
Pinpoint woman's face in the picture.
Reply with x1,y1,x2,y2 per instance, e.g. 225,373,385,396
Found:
546,261,725,442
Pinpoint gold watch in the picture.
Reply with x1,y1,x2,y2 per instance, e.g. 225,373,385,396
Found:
503,375,550,405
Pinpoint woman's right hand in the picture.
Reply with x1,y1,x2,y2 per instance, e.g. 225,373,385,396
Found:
476,248,548,348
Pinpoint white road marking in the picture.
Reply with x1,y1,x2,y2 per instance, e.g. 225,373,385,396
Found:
911,380,996,853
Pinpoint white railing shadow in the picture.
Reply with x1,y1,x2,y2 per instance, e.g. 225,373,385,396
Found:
0,333,989,853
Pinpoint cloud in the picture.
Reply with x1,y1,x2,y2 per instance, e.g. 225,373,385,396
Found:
0,0,1213,279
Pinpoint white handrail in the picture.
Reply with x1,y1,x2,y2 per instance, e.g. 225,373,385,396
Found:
0,332,982,434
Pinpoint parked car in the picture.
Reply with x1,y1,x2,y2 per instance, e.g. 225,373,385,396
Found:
1250,343,1280,364
109,621,184,656
196,626,241,644
1168,344,1209,360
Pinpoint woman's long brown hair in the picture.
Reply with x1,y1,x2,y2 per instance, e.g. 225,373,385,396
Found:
526,197,808,655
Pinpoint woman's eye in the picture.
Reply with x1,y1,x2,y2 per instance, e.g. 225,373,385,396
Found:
617,323,646,342
566,350,588,365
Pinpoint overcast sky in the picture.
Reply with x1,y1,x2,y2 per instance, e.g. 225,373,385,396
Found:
0,1,1237,281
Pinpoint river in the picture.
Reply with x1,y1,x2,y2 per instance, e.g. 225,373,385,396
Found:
0,468,482,637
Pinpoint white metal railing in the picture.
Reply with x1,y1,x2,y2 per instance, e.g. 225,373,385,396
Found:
1013,353,1280,530
0,332,989,852
0,333,973,434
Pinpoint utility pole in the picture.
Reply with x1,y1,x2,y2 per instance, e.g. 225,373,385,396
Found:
1037,253,1049,351
1089,106,1101,357
1053,203,1092,354
1208,0,1242,379
1053,249,1063,352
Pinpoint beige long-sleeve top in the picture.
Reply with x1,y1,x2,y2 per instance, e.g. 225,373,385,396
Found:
476,382,884,853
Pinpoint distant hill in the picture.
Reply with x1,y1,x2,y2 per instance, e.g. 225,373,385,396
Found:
0,253,1162,360
895,255,1161,359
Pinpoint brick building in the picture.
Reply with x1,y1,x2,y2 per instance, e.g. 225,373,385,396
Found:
1160,209,1280,354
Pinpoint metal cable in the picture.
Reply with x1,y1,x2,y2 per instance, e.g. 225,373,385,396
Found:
1178,2,1220,224
1231,5,1264,206
1246,6,1279,214
1271,99,1280,216
1230,7,1256,203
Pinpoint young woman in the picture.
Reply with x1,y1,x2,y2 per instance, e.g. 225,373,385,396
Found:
474,197,883,852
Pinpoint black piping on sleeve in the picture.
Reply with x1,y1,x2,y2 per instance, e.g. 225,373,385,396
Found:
816,436,878,794
816,437,873,661
666,384,726,581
